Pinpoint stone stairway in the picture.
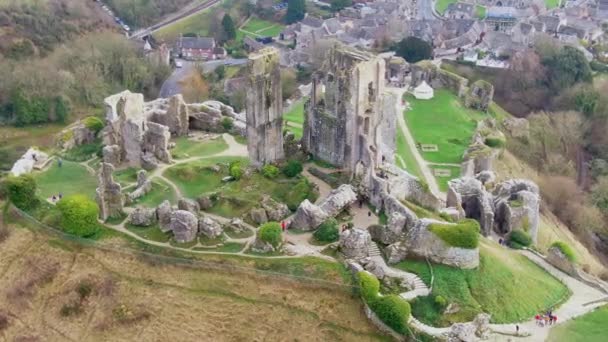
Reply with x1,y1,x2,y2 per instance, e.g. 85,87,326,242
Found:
367,242,382,257
367,242,430,300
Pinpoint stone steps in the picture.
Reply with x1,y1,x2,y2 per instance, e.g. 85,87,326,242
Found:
367,242,382,257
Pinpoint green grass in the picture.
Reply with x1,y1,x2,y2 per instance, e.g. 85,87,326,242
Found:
475,5,486,19
114,167,139,186
238,17,284,42
435,0,457,14
224,227,254,239
129,179,178,207
125,223,171,243
405,90,485,164
431,165,462,192
34,161,97,201
397,242,570,326
153,9,213,42
171,136,228,159
395,127,422,178
284,99,305,124
163,156,248,198
428,219,480,249
548,306,608,342
544,0,562,10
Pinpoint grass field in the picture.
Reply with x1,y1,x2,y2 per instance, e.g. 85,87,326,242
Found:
396,127,423,179
284,99,305,139
153,7,213,41
431,165,462,192
34,161,98,200
125,223,171,242
0,123,64,172
475,5,486,19
236,17,284,43
397,241,570,326
164,156,248,198
405,90,485,164
545,0,562,9
114,167,138,186
435,0,457,14
548,306,608,342
171,136,228,159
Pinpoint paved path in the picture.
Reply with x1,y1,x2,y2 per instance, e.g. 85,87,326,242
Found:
386,86,444,199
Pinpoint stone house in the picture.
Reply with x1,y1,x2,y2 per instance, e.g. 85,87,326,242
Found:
485,6,518,32
176,36,224,61
511,22,536,46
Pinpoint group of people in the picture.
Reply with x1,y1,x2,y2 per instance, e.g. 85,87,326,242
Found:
535,311,558,327
50,193,63,203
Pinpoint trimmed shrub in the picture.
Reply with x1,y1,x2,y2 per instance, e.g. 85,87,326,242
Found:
229,161,243,180
358,271,380,303
221,117,233,131
83,116,104,133
56,194,100,238
261,164,280,179
5,175,38,210
551,241,577,262
282,160,303,178
434,295,447,309
508,230,532,249
428,219,480,249
370,295,411,334
313,218,339,243
258,222,282,247
484,136,505,148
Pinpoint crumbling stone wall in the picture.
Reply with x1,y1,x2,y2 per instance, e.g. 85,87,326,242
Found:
95,162,124,221
465,80,494,111
145,94,189,136
410,61,469,97
246,47,284,167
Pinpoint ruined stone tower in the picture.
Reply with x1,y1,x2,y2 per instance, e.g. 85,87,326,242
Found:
246,47,284,167
303,44,391,176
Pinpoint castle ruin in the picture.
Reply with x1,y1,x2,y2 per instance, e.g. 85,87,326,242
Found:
246,47,284,167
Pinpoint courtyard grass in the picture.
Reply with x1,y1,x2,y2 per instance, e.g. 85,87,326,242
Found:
431,165,462,192
544,0,562,9
396,240,570,326
396,127,423,178
475,5,486,19
435,0,457,14
547,305,608,342
125,223,171,243
171,135,228,159
129,179,178,207
163,156,248,198
404,89,485,164
34,161,98,200
114,167,139,186
284,99,305,124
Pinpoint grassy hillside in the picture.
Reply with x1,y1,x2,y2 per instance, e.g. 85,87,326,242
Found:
548,305,608,342
0,220,387,340
397,240,570,326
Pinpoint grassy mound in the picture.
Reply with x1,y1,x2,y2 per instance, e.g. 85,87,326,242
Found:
129,179,178,207
548,305,608,342
397,242,570,326
428,219,480,249
164,157,247,198
551,241,577,262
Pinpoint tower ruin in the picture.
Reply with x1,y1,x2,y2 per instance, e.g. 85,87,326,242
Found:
246,47,284,167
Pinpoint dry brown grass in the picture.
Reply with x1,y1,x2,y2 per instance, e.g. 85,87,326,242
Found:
178,69,209,103
0,225,386,341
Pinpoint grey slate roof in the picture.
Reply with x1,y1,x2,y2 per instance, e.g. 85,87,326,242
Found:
178,37,215,50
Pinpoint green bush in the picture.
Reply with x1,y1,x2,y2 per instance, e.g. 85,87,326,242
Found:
313,218,339,242
221,117,234,131
282,160,303,178
428,219,480,249
56,194,100,238
229,161,243,180
508,230,532,249
83,116,104,133
284,178,318,211
434,295,447,309
5,174,38,210
370,295,412,334
261,164,280,179
484,136,505,148
358,271,380,303
551,241,577,262
258,222,283,247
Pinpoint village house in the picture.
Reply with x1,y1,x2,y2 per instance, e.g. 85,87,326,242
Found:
445,2,476,20
175,36,225,61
